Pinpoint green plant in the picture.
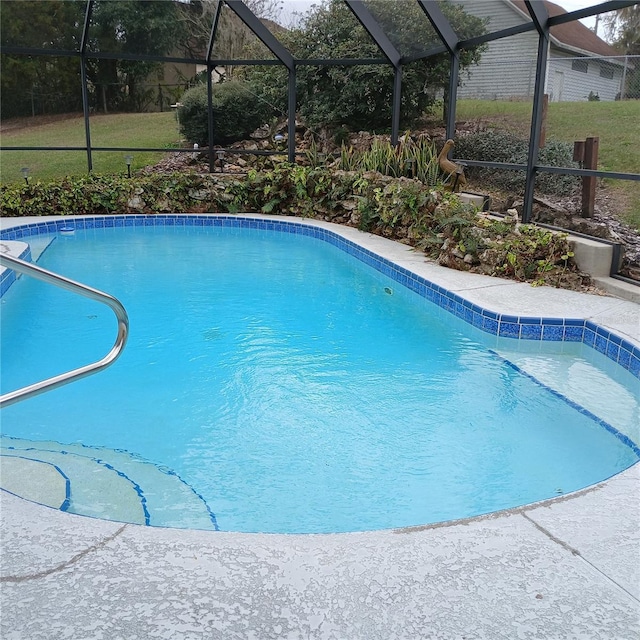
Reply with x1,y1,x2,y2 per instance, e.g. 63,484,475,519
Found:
0,172,233,217
333,126,350,147
340,145,358,171
407,136,441,185
304,136,330,168
479,220,577,284
338,136,441,186
454,130,578,195
0,167,588,290
177,80,275,146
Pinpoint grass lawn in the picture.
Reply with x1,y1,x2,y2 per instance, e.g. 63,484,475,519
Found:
0,112,181,184
456,100,640,229
2,103,638,229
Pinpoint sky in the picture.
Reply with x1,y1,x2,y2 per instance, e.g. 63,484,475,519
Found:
558,0,609,33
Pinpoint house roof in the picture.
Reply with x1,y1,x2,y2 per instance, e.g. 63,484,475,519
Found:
510,0,621,58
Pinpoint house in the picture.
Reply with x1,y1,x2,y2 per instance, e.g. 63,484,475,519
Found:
457,0,629,101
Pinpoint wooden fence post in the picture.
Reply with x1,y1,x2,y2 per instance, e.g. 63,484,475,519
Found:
582,136,599,218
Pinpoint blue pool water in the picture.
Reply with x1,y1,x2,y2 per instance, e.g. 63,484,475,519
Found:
1,223,638,533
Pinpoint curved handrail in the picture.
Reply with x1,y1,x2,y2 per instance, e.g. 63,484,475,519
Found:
0,253,129,408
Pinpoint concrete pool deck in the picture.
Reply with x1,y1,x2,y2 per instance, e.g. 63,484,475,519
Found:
1,214,639,639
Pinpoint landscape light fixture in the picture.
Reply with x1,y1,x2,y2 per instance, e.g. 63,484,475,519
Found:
124,155,133,178
274,133,285,144
216,149,225,173
21,167,30,185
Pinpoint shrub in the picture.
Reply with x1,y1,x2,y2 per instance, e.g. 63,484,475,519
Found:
0,167,587,289
178,81,275,146
177,84,209,146
454,130,579,195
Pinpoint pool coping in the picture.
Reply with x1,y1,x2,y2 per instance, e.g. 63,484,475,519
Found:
1,214,639,639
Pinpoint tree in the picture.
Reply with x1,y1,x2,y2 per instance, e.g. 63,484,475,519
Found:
86,0,185,112
1,0,185,117
177,0,283,78
603,4,639,54
603,4,640,98
0,0,85,118
243,0,486,134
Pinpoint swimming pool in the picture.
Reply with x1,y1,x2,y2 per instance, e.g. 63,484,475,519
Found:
1,215,639,533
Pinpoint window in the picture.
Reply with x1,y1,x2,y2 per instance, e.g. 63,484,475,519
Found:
572,59,588,73
600,65,614,79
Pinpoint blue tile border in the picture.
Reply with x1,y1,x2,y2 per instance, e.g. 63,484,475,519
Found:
2,214,639,380
0,243,32,297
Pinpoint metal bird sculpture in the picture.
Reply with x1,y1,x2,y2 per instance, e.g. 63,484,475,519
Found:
438,139,466,192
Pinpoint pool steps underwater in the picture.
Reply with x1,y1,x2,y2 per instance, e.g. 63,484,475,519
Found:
0,437,218,530
1,455,70,511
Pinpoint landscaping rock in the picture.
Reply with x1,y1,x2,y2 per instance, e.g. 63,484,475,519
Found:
250,125,271,140
127,195,145,211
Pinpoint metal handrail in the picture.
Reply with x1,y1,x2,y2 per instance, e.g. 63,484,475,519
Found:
0,254,129,408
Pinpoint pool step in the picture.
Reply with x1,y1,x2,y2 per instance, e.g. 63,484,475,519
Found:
1,448,146,523
0,437,218,530
0,455,70,511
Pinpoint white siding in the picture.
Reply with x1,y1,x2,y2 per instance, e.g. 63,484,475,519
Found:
456,0,624,102
547,52,624,102
457,0,539,100
456,0,529,32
